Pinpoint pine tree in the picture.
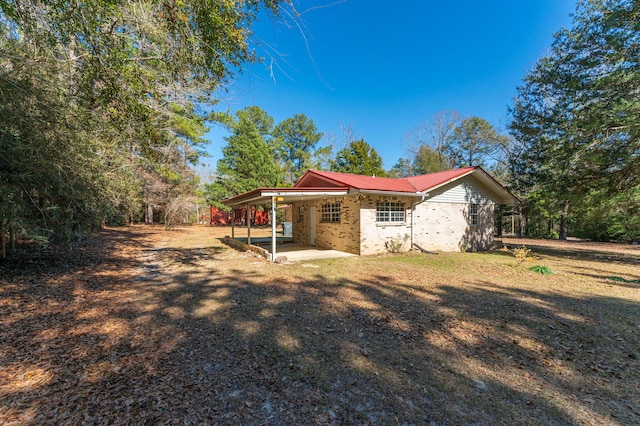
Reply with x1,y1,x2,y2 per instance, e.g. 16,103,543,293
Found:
272,114,323,184
330,140,386,176
207,109,279,209
509,0,640,240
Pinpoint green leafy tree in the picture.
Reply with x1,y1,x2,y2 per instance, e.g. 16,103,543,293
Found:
0,0,288,248
206,108,279,209
330,139,386,176
272,114,323,184
412,145,450,174
508,0,640,240
446,117,509,168
237,106,276,140
388,158,414,178
308,144,334,171
571,186,640,242
489,135,532,237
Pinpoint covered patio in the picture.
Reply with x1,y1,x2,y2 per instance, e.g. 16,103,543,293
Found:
222,187,353,262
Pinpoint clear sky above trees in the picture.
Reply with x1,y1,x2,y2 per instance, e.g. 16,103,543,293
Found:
204,1,575,170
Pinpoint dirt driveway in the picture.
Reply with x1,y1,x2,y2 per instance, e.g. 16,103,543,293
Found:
1,226,639,425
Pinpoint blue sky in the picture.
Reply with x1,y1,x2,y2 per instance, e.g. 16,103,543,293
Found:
202,0,576,173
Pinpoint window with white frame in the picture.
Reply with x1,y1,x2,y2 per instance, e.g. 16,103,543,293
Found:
376,202,405,223
321,203,341,223
470,204,479,226
298,206,304,222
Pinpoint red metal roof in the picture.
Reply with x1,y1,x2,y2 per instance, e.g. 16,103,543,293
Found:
296,170,415,192
222,186,350,206
406,166,477,192
295,167,478,193
222,166,518,207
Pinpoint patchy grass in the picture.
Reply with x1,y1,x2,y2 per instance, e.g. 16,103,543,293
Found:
528,265,555,275
608,276,640,284
1,226,639,425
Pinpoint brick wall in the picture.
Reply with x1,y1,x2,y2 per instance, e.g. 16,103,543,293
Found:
413,202,494,252
359,195,413,255
283,206,293,222
292,204,308,245
316,196,360,254
291,196,495,255
291,196,361,255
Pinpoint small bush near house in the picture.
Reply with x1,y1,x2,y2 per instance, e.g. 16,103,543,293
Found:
385,234,410,253
459,236,469,253
511,245,532,264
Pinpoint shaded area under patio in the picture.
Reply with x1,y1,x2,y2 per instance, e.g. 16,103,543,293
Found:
222,236,356,262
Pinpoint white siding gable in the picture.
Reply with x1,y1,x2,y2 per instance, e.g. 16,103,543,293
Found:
426,176,495,205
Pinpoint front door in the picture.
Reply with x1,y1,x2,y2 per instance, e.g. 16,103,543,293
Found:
308,206,316,245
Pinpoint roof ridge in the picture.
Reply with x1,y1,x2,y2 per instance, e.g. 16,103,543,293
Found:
301,167,479,193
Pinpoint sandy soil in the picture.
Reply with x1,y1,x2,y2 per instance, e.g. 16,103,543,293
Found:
1,225,638,425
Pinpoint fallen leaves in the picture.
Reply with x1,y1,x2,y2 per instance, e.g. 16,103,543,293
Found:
1,226,639,425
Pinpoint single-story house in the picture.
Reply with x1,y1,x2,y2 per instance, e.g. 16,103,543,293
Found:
222,166,518,261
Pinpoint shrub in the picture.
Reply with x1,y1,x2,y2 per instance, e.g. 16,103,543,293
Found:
460,236,469,253
385,234,410,253
528,265,554,275
511,245,532,264
608,276,640,284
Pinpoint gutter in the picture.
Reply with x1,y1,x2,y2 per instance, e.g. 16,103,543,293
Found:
350,189,429,198
261,190,348,197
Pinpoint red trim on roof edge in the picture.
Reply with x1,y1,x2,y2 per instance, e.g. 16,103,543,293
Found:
296,167,480,194
223,166,518,206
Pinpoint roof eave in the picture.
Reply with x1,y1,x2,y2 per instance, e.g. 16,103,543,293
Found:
222,187,350,208
415,167,478,194
294,170,346,188
352,188,429,198
472,167,520,205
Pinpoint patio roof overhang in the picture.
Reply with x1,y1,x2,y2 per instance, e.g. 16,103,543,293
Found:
222,186,350,208
222,186,351,263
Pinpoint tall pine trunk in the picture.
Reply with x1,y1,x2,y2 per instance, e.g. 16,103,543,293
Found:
145,204,154,224
559,200,570,240
496,205,503,237
517,203,525,237
1,220,6,259
10,222,15,253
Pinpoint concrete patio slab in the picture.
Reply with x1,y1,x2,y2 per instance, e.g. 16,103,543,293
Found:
223,236,356,262
267,244,356,262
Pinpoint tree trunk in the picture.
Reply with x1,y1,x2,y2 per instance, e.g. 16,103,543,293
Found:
559,200,570,240
9,221,16,253
1,220,6,259
145,203,154,224
517,203,525,237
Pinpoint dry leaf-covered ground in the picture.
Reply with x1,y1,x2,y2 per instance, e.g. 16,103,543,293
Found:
1,226,639,425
